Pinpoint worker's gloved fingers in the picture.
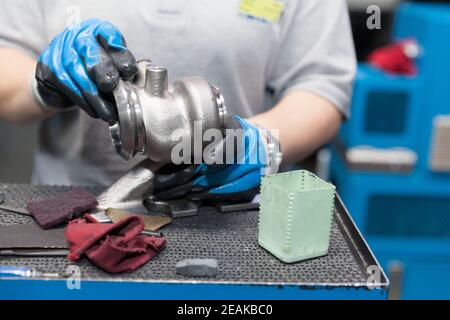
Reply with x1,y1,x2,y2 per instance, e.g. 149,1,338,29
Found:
155,181,195,201
88,45,120,93
187,187,259,203
194,116,267,188
189,170,261,202
82,90,116,124
36,33,95,115
209,169,262,195
154,164,197,191
193,162,259,190
235,116,267,166
74,21,120,93
62,41,117,123
194,163,227,176
35,19,133,123
95,21,138,79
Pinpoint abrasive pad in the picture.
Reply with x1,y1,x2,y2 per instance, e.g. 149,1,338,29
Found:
26,187,98,229
106,208,172,232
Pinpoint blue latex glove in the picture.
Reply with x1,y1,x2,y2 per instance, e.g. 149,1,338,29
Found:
154,116,280,202
192,116,267,200
34,19,138,124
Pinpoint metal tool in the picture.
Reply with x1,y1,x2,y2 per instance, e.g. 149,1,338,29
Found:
144,196,259,217
0,249,69,257
141,230,164,238
144,196,199,218
0,266,59,278
215,202,259,213
87,212,165,238
109,59,227,162
0,205,31,216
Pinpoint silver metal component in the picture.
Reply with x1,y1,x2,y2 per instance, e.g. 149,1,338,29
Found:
176,259,218,277
211,85,227,130
0,205,31,216
429,115,450,172
141,230,164,238
255,125,282,175
165,199,199,218
110,80,144,160
146,66,168,97
216,202,259,213
88,212,112,224
0,249,69,257
144,196,199,218
110,60,228,162
96,159,163,213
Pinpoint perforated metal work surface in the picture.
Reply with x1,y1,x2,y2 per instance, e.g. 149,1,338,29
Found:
0,184,376,286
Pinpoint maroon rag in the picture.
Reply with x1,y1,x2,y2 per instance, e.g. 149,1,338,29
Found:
26,187,98,229
65,215,166,273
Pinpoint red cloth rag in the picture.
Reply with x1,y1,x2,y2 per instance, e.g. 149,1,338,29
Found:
65,215,166,273
368,40,418,76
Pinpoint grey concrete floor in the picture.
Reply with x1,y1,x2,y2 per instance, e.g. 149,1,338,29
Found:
0,120,37,183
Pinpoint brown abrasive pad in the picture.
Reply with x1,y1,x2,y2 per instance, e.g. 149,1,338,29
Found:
105,208,172,232
26,187,98,229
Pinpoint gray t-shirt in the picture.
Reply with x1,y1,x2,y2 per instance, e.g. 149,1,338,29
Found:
0,0,356,186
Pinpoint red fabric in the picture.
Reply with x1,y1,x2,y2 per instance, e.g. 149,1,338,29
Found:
368,40,417,76
65,215,166,273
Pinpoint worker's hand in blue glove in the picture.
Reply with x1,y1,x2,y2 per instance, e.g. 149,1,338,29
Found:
154,116,281,203
35,19,138,124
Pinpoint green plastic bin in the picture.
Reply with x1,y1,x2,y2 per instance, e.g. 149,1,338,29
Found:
258,170,336,263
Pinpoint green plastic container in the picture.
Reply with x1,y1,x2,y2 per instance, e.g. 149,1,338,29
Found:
258,170,336,263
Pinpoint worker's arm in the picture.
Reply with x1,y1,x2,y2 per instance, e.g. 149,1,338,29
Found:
0,48,51,124
249,90,342,164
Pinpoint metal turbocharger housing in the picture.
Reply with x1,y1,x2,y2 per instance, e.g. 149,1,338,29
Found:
109,60,227,162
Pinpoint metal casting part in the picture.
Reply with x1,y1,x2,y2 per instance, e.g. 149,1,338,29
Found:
96,159,163,212
110,60,227,162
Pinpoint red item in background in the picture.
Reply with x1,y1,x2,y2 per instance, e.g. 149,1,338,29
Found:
368,40,418,76
65,215,166,273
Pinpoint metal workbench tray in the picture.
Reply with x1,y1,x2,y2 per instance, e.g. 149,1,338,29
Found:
0,184,389,299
